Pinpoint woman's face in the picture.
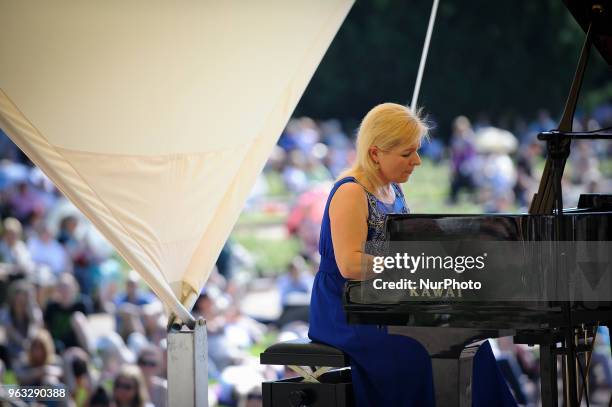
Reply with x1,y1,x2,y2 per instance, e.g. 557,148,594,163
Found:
56,282,75,307
12,291,28,314
372,138,422,184
113,376,137,405
29,340,47,366
138,351,161,377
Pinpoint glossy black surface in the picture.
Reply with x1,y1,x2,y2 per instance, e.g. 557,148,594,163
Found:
564,0,612,66
343,195,612,330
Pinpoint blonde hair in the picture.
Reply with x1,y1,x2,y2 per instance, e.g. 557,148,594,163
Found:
29,329,56,366
339,103,428,188
113,364,150,407
3,217,23,238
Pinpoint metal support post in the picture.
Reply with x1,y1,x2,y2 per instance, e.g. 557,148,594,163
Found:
168,318,208,407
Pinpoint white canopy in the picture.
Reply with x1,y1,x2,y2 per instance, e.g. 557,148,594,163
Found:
0,0,353,322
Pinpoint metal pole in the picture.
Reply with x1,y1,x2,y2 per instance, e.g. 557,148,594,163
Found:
168,318,208,407
410,0,439,112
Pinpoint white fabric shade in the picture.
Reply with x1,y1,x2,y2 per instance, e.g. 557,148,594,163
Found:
0,0,353,322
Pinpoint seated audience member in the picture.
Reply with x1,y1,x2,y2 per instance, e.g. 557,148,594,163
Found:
0,217,35,275
57,215,100,295
115,270,154,307
14,329,62,386
1,280,43,355
277,256,314,307
192,290,236,378
116,302,146,343
44,272,92,352
8,181,43,224
97,258,123,314
112,364,154,407
28,224,70,275
276,256,313,326
97,332,135,390
448,115,477,204
63,347,99,407
137,345,167,407
141,300,167,345
224,304,267,351
88,385,112,407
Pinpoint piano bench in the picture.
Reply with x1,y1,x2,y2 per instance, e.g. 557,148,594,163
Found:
261,339,354,407
261,338,350,368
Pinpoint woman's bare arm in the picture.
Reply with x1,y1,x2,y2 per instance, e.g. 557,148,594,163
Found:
329,182,376,280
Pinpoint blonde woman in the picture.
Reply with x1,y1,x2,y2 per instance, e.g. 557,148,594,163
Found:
14,329,62,386
308,103,516,406
112,364,153,407
2,280,43,355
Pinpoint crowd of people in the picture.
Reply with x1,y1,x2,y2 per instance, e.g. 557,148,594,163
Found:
0,101,609,406
0,176,171,407
445,108,611,213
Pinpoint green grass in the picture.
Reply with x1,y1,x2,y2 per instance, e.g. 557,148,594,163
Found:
402,159,482,214
601,158,612,178
264,171,291,198
248,331,279,357
232,232,301,275
237,210,287,226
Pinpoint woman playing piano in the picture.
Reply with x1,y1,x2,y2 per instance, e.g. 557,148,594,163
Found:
308,103,516,406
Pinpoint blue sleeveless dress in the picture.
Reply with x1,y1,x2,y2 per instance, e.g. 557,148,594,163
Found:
308,177,517,407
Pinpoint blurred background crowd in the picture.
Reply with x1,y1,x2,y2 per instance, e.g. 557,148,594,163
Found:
0,100,610,406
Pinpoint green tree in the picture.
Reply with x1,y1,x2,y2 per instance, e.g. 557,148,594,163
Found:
294,0,611,139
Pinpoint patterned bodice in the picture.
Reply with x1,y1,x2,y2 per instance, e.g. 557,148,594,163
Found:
353,180,409,256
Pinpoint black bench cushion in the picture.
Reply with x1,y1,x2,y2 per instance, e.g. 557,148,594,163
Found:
260,338,350,367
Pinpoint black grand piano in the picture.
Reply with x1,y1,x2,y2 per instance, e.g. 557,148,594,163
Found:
344,1,612,406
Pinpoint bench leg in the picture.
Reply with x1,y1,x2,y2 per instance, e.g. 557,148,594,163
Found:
288,365,333,383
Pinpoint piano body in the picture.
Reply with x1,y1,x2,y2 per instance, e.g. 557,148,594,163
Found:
345,204,612,406
344,1,612,406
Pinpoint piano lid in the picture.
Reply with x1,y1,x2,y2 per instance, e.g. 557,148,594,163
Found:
565,0,612,65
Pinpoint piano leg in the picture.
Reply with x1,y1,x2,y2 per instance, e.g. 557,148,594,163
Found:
430,343,478,407
387,326,512,406
540,344,558,407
